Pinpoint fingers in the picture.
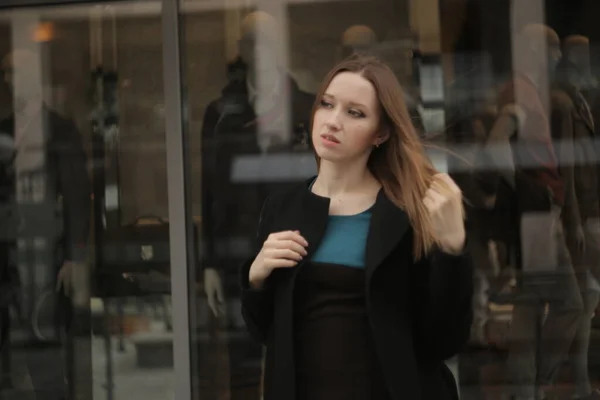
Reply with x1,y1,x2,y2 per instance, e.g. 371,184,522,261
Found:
425,188,445,203
424,187,445,212
216,285,224,303
268,230,309,247
264,258,299,269
265,248,304,262
269,240,308,256
264,230,308,258
207,283,225,317
207,297,218,317
261,230,310,270
425,173,462,213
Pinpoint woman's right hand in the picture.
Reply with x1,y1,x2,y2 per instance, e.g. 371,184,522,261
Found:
248,230,308,289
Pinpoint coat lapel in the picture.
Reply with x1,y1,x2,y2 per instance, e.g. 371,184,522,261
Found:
281,180,330,258
280,180,411,275
365,190,411,279
558,81,595,133
577,98,595,133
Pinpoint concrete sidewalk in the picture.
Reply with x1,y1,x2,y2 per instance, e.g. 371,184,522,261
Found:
0,335,174,400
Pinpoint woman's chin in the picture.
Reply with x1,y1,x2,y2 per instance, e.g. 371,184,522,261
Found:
315,152,346,165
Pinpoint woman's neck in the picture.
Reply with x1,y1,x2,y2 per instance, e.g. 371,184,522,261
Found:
312,160,379,198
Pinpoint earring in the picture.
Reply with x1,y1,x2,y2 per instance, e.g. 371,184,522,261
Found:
375,142,380,148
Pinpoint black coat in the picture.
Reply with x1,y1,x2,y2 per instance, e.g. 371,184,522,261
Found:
239,180,473,400
552,79,600,282
552,80,599,224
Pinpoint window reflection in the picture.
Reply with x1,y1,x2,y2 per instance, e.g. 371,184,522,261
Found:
188,0,600,399
0,3,175,400
2,0,600,398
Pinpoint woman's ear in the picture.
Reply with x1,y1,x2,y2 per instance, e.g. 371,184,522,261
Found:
375,126,391,146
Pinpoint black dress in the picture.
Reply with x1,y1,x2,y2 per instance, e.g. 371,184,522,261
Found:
294,261,392,399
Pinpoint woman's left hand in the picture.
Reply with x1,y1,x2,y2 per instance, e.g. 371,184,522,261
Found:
423,173,466,255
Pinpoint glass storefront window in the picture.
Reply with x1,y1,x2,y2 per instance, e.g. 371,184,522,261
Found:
2,0,600,399
0,2,177,400
183,0,600,399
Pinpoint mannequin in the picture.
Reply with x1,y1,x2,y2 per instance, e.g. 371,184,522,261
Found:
199,13,314,398
201,11,314,315
338,25,425,135
340,24,378,59
481,24,583,399
551,34,600,400
1,48,90,308
563,35,597,91
448,93,502,346
0,48,90,398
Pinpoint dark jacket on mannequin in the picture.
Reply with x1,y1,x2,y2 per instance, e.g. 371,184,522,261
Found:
200,69,314,276
551,71,600,277
0,108,90,347
239,179,473,400
447,107,516,245
0,108,91,264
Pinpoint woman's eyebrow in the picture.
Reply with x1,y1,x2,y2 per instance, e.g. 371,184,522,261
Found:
348,101,366,108
323,93,366,108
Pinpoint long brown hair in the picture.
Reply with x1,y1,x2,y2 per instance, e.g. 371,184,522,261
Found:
311,55,441,260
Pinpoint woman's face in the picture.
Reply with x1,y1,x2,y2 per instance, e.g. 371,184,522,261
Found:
312,71,385,164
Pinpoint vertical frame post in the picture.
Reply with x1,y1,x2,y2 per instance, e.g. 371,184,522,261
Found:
162,0,194,399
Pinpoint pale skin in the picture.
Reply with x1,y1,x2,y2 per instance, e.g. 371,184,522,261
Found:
249,71,465,289
56,261,80,298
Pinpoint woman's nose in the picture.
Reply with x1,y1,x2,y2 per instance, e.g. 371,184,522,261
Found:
325,110,342,130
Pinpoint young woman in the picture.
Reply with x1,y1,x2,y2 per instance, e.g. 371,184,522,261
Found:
240,55,472,400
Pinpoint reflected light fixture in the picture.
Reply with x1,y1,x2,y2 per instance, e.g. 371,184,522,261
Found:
33,22,55,43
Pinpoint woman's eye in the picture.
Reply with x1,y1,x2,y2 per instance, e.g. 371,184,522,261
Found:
348,109,364,118
320,100,333,108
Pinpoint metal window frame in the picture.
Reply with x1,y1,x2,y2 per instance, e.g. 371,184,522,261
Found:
0,0,195,398
0,0,130,10
162,0,194,400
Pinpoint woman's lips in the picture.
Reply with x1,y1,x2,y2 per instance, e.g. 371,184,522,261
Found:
320,134,340,145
